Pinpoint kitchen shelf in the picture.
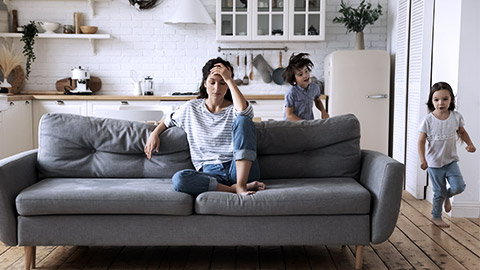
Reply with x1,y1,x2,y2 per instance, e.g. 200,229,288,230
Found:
2,0,111,16
0,33,111,54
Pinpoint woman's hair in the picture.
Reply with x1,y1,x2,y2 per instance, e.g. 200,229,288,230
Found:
197,57,233,102
427,81,455,112
282,53,314,85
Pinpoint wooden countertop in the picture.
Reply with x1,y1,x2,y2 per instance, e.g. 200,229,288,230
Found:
6,92,328,102
6,93,288,101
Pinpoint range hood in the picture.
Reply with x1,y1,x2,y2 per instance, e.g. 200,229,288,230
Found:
164,0,214,24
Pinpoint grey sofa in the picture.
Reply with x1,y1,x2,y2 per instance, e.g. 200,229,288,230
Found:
0,113,403,270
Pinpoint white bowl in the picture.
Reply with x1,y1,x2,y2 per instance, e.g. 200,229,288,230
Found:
38,22,60,34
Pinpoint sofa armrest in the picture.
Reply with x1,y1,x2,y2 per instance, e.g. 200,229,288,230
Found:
0,150,38,246
359,150,404,244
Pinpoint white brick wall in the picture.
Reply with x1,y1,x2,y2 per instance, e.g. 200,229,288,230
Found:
9,0,388,95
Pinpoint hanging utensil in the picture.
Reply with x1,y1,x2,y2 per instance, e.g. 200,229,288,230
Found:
249,53,254,80
243,53,249,85
272,51,286,85
234,54,243,85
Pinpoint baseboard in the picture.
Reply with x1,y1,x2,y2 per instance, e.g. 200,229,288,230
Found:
450,201,480,218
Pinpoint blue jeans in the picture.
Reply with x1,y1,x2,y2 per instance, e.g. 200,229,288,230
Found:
172,115,261,195
427,161,466,218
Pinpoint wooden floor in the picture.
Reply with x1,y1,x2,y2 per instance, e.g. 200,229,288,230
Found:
1,191,479,270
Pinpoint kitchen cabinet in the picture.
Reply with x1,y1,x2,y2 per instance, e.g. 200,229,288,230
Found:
249,99,284,120
0,33,111,54
33,99,88,147
0,100,33,159
216,0,325,42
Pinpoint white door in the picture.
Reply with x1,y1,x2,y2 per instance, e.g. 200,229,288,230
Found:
325,50,390,155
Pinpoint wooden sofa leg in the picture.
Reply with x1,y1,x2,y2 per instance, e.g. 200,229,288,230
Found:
355,245,364,270
24,246,36,270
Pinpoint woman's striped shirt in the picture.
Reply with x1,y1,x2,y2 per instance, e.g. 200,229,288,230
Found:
164,98,254,170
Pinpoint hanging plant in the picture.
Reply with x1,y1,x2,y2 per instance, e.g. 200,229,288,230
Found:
333,0,383,33
20,20,38,80
129,0,162,11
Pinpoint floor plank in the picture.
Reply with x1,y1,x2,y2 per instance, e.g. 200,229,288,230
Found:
448,217,480,241
0,246,26,269
468,217,480,227
236,246,259,270
210,246,236,270
304,246,336,270
184,246,213,270
402,193,480,257
158,246,190,270
81,246,123,270
401,201,480,269
396,214,467,269
7,246,57,270
326,245,356,270
349,244,388,270
259,246,285,270
388,227,440,269
283,246,311,270
370,240,414,270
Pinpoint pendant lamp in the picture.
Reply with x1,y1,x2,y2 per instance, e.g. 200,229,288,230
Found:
165,0,214,24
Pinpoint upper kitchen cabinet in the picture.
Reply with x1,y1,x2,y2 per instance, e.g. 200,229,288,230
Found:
216,0,325,42
289,0,325,41
217,0,252,41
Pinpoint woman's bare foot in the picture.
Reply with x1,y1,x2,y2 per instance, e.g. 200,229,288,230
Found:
431,217,450,228
247,181,266,191
444,198,452,213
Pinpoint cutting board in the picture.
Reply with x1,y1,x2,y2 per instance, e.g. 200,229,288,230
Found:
56,76,102,93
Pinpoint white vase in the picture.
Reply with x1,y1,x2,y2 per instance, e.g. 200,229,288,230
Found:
0,78,11,88
355,32,365,50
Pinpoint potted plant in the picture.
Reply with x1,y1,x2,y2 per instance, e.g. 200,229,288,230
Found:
20,20,38,80
333,0,383,50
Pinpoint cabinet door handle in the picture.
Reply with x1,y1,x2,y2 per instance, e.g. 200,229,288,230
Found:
9,102,15,106
366,94,388,99
250,100,257,104
56,100,65,105
120,101,129,105
25,100,30,105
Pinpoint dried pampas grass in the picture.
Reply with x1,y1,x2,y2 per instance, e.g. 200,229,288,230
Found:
0,41,24,78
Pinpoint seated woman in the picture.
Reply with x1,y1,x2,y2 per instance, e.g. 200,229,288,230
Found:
144,57,265,196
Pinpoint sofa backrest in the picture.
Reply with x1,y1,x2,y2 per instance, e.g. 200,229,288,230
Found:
255,114,361,179
37,113,194,179
37,113,360,180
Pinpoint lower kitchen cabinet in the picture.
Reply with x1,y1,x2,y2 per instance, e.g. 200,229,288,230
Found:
0,100,34,159
33,100,88,148
249,99,285,121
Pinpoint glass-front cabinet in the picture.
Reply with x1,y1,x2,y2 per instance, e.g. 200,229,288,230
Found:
217,0,251,41
216,0,325,42
253,0,288,41
289,0,325,40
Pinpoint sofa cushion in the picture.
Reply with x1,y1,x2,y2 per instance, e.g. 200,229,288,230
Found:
195,178,370,216
16,178,193,216
254,114,361,179
37,113,194,179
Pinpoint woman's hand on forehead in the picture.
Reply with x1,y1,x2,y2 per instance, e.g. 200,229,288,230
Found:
211,63,232,80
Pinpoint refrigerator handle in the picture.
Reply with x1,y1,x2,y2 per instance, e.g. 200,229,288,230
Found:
366,94,388,99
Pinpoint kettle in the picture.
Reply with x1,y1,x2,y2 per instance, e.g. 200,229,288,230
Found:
142,76,154,95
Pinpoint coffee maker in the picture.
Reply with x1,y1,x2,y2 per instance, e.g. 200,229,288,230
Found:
68,66,92,95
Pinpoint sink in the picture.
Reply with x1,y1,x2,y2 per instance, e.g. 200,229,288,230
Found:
0,94,7,111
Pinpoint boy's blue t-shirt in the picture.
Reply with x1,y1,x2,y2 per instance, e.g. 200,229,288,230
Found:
284,83,321,120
